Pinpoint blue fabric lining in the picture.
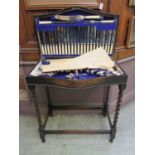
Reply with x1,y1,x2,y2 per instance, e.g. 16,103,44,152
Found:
36,20,117,31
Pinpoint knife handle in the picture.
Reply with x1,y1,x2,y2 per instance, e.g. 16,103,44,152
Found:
54,15,102,21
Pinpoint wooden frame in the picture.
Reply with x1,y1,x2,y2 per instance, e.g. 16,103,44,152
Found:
129,0,135,7
126,16,135,48
28,82,127,143
24,0,99,10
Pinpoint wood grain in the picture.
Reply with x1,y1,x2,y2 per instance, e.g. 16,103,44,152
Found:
24,0,99,10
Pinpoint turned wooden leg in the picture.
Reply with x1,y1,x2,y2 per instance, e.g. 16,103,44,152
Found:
28,85,45,143
46,87,53,116
110,84,126,143
103,85,110,116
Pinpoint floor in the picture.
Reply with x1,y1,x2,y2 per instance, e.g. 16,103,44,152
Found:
19,101,135,155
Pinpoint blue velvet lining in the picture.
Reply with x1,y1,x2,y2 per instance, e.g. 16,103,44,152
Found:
36,20,117,31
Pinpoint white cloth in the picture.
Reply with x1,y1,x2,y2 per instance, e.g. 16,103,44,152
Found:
41,47,115,72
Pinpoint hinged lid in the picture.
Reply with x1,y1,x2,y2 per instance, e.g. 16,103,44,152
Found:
35,7,119,59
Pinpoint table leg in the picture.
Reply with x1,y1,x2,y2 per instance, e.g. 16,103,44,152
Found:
110,84,126,143
28,85,45,143
103,85,110,116
46,87,53,116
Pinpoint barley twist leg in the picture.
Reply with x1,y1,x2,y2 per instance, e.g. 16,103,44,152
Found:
29,85,45,143
110,84,126,143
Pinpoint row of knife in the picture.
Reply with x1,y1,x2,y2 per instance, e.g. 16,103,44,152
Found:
38,26,116,56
